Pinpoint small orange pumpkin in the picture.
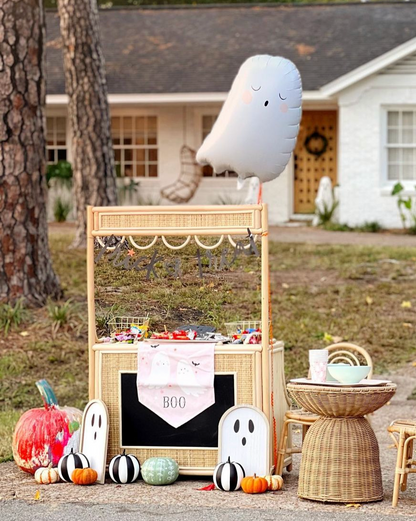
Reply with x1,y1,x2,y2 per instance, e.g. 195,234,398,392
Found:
71,468,98,485
241,474,268,494
264,474,283,491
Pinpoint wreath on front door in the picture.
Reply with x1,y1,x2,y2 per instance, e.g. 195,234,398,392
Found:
304,131,328,157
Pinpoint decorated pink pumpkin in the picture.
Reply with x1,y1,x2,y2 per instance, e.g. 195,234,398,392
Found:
12,380,82,474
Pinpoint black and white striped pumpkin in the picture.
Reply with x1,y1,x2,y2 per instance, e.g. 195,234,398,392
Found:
109,450,140,484
213,457,245,491
58,449,90,483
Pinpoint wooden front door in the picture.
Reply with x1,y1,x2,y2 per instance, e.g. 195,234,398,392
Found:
294,110,337,214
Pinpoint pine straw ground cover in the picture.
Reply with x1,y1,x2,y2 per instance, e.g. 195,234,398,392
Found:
0,231,415,462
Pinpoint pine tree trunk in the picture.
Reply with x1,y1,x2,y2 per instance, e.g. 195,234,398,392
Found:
0,0,61,306
57,0,117,248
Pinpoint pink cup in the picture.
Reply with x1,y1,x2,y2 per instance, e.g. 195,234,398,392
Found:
309,350,328,382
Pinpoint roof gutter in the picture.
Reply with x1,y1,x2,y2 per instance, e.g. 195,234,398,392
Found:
46,90,333,106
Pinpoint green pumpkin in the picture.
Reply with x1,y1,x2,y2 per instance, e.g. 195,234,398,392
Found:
141,457,179,485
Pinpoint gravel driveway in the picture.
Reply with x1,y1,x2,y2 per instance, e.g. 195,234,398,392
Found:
1,365,415,520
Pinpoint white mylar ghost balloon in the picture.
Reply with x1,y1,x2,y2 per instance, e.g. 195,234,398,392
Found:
196,55,302,186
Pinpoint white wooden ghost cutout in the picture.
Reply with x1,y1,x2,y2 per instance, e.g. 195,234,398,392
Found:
218,405,270,477
80,399,109,484
176,359,206,397
145,352,171,388
196,55,302,187
312,176,335,226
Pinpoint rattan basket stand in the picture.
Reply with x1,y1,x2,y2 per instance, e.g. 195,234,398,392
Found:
287,382,396,503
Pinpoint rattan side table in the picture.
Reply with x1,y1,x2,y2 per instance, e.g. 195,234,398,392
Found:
287,382,396,503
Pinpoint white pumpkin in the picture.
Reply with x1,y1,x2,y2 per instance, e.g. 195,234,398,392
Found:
264,474,283,491
34,465,60,484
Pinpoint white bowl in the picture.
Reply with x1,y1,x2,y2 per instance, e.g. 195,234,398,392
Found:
326,363,349,382
327,365,371,384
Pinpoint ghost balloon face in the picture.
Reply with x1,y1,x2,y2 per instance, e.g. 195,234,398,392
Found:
196,55,302,185
219,405,270,477
80,400,109,484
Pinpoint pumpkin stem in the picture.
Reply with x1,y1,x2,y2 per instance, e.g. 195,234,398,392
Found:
122,449,126,456
36,379,58,409
254,473,257,478
227,456,231,463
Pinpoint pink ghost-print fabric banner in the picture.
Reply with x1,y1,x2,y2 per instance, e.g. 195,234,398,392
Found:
136,341,216,428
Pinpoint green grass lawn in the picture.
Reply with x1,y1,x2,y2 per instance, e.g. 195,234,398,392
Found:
1,232,415,462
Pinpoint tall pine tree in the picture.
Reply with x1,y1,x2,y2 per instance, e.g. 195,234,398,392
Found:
0,0,61,305
58,0,117,248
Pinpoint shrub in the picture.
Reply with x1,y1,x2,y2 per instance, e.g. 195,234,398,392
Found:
47,298,77,336
53,197,72,222
355,221,383,233
316,199,339,225
322,222,352,232
0,299,29,336
47,161,72,187
391,182,416,232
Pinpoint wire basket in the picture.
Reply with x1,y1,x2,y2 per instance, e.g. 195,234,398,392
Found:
108,316,150,335
224,320,265,337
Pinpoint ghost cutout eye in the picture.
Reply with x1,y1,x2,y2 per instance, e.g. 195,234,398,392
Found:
279,93,287,101
249,420,254,433
234,419,240,433
91,414,95,427
99,415,102,428
264,101,269,107
251,85,261,92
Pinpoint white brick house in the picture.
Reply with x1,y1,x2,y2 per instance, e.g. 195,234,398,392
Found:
45,4,416,227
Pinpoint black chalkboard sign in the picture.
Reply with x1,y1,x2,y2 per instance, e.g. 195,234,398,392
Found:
120,372,236,448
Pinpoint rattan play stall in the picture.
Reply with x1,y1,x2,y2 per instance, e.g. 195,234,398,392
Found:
87,204,291,475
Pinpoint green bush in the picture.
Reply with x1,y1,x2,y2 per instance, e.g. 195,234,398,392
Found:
355,221,383,233
0,299,29,336
391,182,416,232
53,197,72,222
322,222,352,232
47,161,72,187
316,199,339,226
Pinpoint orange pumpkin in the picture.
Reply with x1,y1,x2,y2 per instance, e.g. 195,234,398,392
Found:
241,474,268,494
264,474,283,491
71,468,98,485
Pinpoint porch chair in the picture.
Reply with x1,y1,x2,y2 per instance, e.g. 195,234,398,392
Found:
388,419,416,507
276,342,373,476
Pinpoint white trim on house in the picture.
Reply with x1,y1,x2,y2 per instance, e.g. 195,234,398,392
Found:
46,90,333,106
380,105,416,191
322,37,416,97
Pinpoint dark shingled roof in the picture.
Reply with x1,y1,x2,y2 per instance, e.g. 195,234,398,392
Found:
45,3,416,95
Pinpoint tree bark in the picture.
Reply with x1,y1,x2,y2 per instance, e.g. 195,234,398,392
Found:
57,0,117,248
0,0,61,306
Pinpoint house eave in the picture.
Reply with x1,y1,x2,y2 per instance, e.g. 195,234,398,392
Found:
46,90,333,106
321,36,416,97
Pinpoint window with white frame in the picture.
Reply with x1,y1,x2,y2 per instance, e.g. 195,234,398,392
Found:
111,116,158,177
201,115,237,178
46,117,67,164
386,110,416,182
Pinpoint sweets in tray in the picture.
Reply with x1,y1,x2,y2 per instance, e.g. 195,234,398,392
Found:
99,318,263,345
